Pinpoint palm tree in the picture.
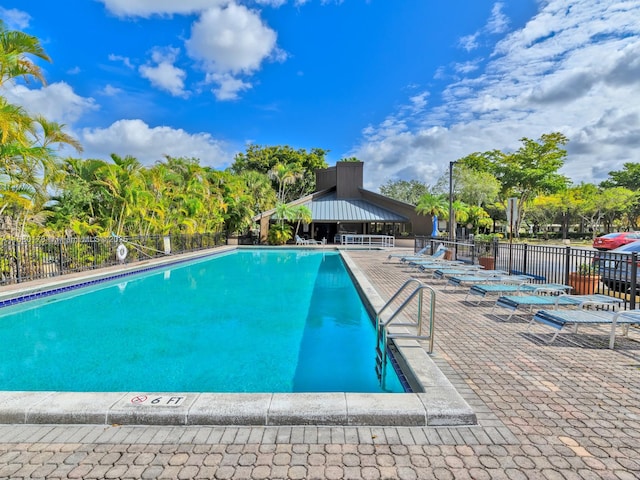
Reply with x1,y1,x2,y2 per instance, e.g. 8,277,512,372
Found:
241,170,276,214
0,21,50,87
291,204,312,238
416,194,449,236
268,162,302,203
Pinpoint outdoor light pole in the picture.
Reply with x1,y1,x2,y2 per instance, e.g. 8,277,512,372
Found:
448,161,456,242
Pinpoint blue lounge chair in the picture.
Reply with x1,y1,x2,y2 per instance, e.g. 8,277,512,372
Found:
529,307,640,349
445,274,534,290
493,292,623,321
464,283,572,304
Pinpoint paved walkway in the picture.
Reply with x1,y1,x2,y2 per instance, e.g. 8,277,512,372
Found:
1,248,639,479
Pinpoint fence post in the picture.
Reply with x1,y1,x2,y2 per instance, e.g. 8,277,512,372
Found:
564,246,572,285
14,239,21,283
631,253,637,310
522,243,528,274
58,240,64,276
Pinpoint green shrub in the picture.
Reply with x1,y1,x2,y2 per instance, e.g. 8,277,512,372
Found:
267,224,292,245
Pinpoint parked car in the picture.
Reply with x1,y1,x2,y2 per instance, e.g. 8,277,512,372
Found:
592,231,640,250
594,240,640,292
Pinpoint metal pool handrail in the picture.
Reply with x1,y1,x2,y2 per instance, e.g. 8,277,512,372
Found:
375,279,437,386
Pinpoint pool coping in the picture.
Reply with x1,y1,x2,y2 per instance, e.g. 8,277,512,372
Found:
0,247,476,427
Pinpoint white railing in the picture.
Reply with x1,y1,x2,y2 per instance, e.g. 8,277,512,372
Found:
338,234,395,247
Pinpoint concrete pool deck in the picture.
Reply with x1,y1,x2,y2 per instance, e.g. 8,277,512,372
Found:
0,246,475,428
1,246,639,478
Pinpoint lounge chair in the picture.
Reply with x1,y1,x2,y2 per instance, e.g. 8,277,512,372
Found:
400,247,449,263
464,283,572,304
389,244,447,263
388,244,429,259
445,274,534,290
493,292,623,321
295,235,308,245
529,306,640,349
432,266,488,279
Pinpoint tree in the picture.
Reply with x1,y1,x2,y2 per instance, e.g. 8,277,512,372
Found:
380,179,431,205
291,204,312,237
455,164,501,207
240,170,276,215
492,133,570,235
415,193,448,236
573,183,604,237
600,187,637,233
415,194,449,218
0,23,82,236
0,21,50,87
526,194,565,238
268,162,302,203
465,205,492,234
601,163,640,190
601,163,640,229
230,144,328,203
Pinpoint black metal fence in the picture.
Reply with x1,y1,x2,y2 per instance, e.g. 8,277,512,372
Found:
0,233,225,286
415,236,638,309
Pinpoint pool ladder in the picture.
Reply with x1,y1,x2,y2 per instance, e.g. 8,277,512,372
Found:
375,279,436,385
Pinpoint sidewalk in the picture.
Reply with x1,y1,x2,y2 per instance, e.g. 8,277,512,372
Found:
1,248,639,479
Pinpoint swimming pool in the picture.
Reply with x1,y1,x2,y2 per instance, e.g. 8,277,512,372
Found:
0,249,405,393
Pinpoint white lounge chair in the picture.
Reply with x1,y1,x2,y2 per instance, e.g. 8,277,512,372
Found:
295,235,308,245
464,283,572,304
530,307,640,349
390,244,448,263
493,292,622,321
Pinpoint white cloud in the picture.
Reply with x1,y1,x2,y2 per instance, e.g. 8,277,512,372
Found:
350,0,640,190
1,82,98,124
186,4,277,74
0,7,31,30
458,33,479,52
186,3,280,100
457,2,509,53
98,0,227,18
486,2,509,34
207,73,251,100
253,0,287,7
454,60,481,74
139,47,188,97
81,119,232,167
108,54,134,69
101,84,123,96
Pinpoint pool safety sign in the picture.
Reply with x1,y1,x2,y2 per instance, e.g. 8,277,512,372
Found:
130,394,186,407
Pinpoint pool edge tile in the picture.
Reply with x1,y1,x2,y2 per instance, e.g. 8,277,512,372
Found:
418,388,478,426
25,392,126,425
346,393,426,426
187,393,272,425
267,393,348,426
0,392,57,424
107,392,198,426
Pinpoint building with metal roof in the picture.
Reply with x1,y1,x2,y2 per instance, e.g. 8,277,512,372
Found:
255,161,434,243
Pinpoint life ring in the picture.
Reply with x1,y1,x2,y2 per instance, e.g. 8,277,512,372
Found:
116,244,128,261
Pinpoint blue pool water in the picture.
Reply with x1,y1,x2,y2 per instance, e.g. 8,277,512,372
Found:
0,249,405,393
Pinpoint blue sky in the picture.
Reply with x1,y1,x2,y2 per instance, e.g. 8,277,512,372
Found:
2,1,639,191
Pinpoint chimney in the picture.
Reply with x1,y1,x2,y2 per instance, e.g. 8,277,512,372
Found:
336,161,363,199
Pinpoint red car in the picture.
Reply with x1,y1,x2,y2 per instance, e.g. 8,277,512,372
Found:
592,232,640,250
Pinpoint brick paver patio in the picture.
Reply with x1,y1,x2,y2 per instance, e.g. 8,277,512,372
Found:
0,248,639,479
